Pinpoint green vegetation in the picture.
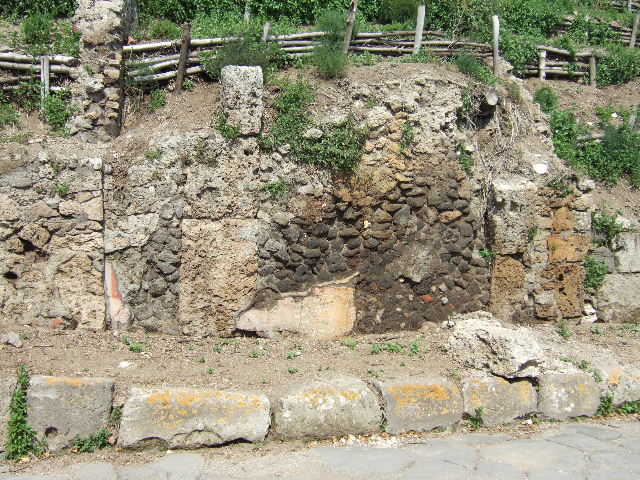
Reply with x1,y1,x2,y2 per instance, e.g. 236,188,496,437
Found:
458,144,473,176
5,365,44,460
215,112,241,139
111,406,122,425
592,207,628,246
0,94,20,128
264,179,291,198
145,148,163,161
343,338,358,350
584,256,608,291
557,319,573,339
287,367,299,374
453,53,496,86
547,176,574,197
399,121,414,153
123,338,145,353
478,248,496,266
533,86,558,114
313,9,348,79
597,395,640,415
72,429,111,453
560,357,603,382
597,44,640,87
201,26,286,79
466,407,485,429
149,89,167,112
56,184,69,197
43,90,76,133
261,76,366,172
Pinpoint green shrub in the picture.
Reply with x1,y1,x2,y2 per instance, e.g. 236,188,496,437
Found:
584,256,608,291
453,53,496,86
500,31,545,77
43,90,75,132
549,109,582,164
313,44,348,78
0,94,20,127
597,45,640,87
1,0,76,17
533,86,558,114
148,19,183,40
149,89,167,112
15,81,41,112
215,112,240,139
201,29,286,79
313,9,349,79
379,0,419,24
5,365,44,460
73,429,111,453
264,179,291,198
592,207,627,245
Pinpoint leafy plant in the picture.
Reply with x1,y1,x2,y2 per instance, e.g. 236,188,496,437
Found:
597,395,614,415
215,112,241,139
145,148,163,160
123,338,144,353
547,176,574,197
399,121,414,153
478,248,496,266
467,406,485,429
149,89,167,112
0,96,20,127
453,53,496,86
584,256,608,291
56,184,69,197
458,144,473,176
43,90,76,133
249,350,264,358
592,207,627,246
533,86,558,114
264,179,290,198
313,9,349,79
343,338,358,350
5,365,44,460
287,367,299,374
371,344,383,354
148,19,182,40
597,44,640,87
385,342,403,354
111,406,122,425
201,26,286,79
72,429,111,453
557,319,574,339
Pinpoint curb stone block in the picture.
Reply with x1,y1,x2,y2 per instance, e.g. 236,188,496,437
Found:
537,372,600,420
374,376,463,434
271,375,381,440
461,376,537,427
0,377,16,452
119,387,270,449
27,376,114,451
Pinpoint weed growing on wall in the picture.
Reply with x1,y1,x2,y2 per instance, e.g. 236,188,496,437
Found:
72,429,111,453
5,365,44,460
592,207,629,246
215,113,241,139
261,76,366,172
264,179,291,198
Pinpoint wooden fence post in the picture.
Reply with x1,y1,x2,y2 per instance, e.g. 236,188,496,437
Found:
630,13,640,48
413,5,426,54
262,22,271,42
589,54,597,87
343,0,359,54
492,15,500,76
174,23,191,94
538,50,547,80
39,55,50,114
627,0,633,11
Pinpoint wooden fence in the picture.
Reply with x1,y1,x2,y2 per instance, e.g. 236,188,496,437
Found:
0,52,77,94
122,29,493,84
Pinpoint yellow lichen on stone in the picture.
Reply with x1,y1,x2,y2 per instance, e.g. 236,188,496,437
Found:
388,384,451,410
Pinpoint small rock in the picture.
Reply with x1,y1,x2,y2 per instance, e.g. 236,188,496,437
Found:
1,332,23,348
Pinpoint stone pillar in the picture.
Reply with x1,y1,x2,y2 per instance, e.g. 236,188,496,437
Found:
220,66,264,136
69,0,138,141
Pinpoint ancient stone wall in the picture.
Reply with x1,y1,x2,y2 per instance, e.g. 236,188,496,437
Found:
2,65,638,335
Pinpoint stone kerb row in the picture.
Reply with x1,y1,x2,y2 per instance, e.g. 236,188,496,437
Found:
2,370,638,453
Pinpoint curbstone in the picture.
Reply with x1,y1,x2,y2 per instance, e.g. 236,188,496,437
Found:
537,372,600,420
271,375,381,440
27,376,114,451
118,387,270,449
461,375,537,427
374,375,463,434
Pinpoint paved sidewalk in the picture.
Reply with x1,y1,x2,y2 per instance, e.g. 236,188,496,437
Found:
1,421,639,479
